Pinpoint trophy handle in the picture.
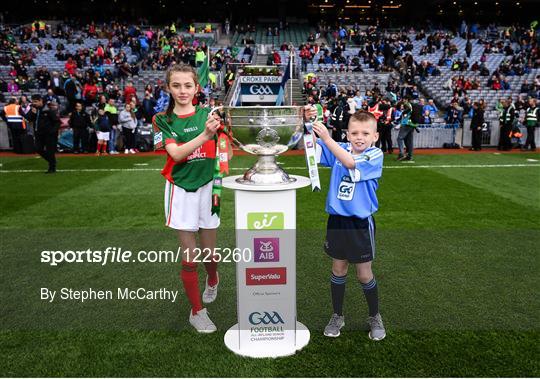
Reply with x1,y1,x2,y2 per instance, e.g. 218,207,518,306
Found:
209,106,224,118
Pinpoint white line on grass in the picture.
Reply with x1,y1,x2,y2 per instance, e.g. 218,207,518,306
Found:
1,163,539,174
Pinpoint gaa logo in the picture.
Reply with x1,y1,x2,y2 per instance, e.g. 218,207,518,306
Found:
249,311,284,325
249,84,273,95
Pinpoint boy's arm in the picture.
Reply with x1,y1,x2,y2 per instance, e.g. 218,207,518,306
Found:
312,121,355,169
349,148,383,182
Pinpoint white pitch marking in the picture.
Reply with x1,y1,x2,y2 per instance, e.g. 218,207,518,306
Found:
1,163,540,174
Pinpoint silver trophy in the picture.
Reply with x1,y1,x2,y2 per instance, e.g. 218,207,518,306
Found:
212,106,304,185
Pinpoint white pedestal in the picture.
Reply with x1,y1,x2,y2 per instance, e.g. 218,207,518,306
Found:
223,175,311,358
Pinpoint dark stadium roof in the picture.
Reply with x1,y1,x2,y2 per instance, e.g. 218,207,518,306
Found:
1,0,537,25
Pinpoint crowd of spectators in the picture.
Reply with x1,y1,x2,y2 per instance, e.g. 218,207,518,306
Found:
1,19,539,155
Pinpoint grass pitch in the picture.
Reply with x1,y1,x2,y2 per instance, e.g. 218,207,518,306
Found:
1,151,539,377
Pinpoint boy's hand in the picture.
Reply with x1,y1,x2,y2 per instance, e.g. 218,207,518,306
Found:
312,121,331,142
303,104,318,121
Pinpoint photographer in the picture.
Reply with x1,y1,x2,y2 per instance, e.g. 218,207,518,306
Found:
25,95,60,173
397,97,421,161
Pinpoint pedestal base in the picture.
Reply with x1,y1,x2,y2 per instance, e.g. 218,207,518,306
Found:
224,322,310,358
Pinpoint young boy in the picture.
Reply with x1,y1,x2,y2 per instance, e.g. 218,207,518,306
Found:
312,110,386,341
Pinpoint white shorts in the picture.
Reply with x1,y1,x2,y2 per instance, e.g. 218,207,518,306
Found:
96,131,110,141
164,180,220,231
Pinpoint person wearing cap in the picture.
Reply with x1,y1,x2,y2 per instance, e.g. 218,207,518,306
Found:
25,94,60,173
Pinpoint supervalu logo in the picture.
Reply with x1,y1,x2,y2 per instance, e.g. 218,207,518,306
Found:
245,267,287,285
247,212,284,230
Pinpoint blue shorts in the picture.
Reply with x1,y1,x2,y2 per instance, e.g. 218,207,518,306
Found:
324,214,376,263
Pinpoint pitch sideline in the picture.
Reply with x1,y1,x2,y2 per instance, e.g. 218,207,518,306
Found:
1,163,539,174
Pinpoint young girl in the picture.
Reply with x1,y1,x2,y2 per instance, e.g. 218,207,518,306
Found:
152,64,222,333
95,108,111,156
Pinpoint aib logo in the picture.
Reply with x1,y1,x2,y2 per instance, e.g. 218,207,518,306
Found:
247,212,284,230
254,238,279,262
249,311,284,325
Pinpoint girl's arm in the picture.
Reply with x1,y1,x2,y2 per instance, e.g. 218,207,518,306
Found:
165,114,220,162
312,121,355,169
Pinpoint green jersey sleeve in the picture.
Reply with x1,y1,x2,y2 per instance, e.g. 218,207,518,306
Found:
152,113,174,150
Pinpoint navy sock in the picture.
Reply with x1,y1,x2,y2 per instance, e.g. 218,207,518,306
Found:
330,273,347,316
361,277,379,317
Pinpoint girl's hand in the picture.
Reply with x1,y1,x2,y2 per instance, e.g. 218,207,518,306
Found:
203,114,221,140
312,121,331,142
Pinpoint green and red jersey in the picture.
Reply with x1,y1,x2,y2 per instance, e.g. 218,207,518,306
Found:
152,106,216,192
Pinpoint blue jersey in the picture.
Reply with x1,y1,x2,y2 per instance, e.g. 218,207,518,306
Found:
316,140,383,219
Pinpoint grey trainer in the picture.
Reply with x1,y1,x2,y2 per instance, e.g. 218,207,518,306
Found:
367,313,386,341
189,308,217,333
202,273,219,304
324,313,345,337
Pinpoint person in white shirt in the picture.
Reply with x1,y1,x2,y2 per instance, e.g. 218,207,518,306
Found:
119,103,137,154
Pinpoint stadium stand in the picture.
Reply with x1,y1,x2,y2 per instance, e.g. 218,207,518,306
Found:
0,18,538,153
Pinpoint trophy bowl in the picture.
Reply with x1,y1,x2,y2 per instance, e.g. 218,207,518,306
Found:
214,106,304,185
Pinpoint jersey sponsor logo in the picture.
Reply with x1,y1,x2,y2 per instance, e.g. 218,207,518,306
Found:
171,131,178,137
247,212,284,230
153,131,163,146
187,146,207,161
337,175,355,201
254,238,280,262
249,84,273,95
248,311,285,325
245,267,287,285
183,126,198,133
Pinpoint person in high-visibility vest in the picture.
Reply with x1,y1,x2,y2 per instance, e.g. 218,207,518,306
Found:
39,21,46,35
522,98,539,151
498,98,517,151
208,72,216,89
195,48,205,67
1,98,27,154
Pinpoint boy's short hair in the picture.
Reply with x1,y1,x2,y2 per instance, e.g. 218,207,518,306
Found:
349,110,377,130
